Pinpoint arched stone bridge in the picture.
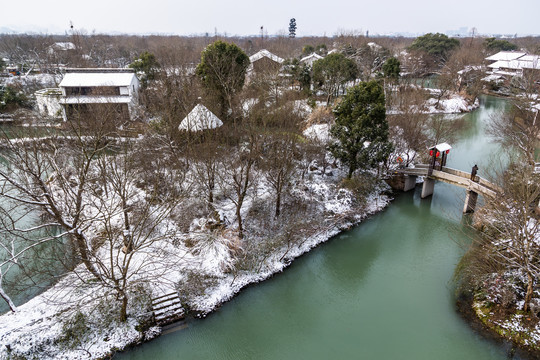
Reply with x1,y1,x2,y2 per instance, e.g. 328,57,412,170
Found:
396,164,502,213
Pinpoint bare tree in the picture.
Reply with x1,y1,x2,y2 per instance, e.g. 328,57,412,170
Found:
190,131,223,208
488,103,540,166
260,133,299,218
0,106,183,320
471,164,540,313
388,110,430,167
312,53,358,106
219,132,259,239
86,140,180,321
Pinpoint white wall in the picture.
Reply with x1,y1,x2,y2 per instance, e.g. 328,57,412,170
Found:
35,89,63,118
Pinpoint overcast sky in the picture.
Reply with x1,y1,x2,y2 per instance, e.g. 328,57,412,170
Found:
3,0,538,37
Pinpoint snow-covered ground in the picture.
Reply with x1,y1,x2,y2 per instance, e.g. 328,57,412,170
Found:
468,216,540,352
1,73,61,89
303,123,331,143
387,84,480,115
424,94,480,114
0,130,391,359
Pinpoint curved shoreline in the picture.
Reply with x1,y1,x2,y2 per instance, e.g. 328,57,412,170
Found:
0,178,392,360
456,294,540,360
108,193,393,358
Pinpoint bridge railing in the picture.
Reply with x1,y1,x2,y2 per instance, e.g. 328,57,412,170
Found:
440,166,502,193
396,164,502,197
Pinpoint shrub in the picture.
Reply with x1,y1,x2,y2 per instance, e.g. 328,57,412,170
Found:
177,270,219,306
58,311,89,349
0,86,29,112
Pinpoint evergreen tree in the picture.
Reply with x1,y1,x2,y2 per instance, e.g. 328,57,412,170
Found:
315,44,328,56
408,33,460,60
0,86,29,112
283,59,311,93
302,45,314,56
382,57,400,80
485,37,518,52
128,51,160,86
298,64,312,93
330,81,393,178
289,18,297,38
196,40,250,119
312,53,358,105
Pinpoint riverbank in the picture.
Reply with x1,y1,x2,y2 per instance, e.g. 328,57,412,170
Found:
387,85,480,116
455,263,540,359
452,162,540,358
0,151,392,359
457,294,540,359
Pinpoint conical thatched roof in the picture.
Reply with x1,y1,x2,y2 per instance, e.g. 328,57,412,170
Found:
178,104,223,132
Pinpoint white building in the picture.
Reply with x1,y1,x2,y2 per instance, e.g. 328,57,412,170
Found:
47,42,76,55
58,68,140,122
483,51,540,83
300,53,323,67
248,49,284,74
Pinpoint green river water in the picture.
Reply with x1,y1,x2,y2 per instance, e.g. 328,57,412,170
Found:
117,95,517,359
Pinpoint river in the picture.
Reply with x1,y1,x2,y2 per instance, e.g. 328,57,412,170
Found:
0,133,71,314
116,95,517,359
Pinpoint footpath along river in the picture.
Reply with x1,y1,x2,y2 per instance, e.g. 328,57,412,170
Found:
122,96,517,359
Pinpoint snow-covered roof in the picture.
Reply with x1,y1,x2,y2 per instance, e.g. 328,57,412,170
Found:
59,69,137,88
429,142,452,152
493,69,523,77
35,88,62,96
50,42,76,51
485,51,526,62
457,65,484,75
300,53,323,63
481,74,503,82
488,59,538,71
178,104,223,131
59,96,132,104
519,55,540,62
521,55,540,70
249,49,284,64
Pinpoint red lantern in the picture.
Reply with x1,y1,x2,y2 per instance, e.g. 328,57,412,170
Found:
436,151,440,157
429,150,434,156
446,149,450,154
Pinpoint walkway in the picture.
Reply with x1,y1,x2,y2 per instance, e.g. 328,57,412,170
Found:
396,164,502,213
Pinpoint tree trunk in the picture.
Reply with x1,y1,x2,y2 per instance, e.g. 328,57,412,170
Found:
73,232,101,280
524,271,534,313
120,294,128,322
0,286,16,312
236,205,243,239
208,166,215,204
122,198,132,253
275,190,281,218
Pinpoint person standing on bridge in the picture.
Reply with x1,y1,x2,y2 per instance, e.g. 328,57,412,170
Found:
471,164,478,181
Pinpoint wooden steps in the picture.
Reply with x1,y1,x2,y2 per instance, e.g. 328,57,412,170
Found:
151,292,185,326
